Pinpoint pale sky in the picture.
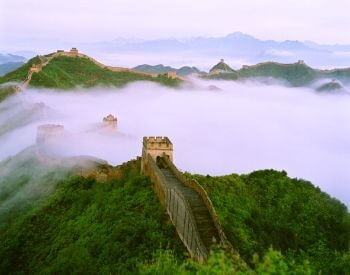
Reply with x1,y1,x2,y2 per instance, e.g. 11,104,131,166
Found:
1,0,350,46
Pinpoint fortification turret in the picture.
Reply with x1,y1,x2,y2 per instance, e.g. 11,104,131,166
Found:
70,47,79,56
142,136,173,161
167,71,177,79
30,64,41,73
141,136,173,172
103,114,117,129
209,59,234,75
36,124,64,156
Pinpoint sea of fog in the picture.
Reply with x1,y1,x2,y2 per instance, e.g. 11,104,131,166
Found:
0,79,349,207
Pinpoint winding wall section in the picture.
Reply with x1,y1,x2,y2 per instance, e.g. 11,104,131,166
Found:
142,152,232,262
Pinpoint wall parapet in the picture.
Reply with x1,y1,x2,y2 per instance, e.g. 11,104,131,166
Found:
142,153,209,262
166,187,208,262
143,153,168,204
161,153,233,250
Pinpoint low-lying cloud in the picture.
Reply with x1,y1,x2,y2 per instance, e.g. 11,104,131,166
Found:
0,80,349,207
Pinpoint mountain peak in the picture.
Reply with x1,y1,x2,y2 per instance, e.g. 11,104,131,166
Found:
209,59,234,74
225,32,258,42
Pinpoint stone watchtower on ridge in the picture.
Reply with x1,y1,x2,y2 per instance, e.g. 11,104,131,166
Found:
103,114,117,129
36,124,64,156
141,136,173,172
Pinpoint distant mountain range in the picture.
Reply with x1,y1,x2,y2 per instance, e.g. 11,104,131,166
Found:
0,53,26,65
0,54,27,76
1,50,349,99
81,32,350,69
132,64,205,76
0,62,25,76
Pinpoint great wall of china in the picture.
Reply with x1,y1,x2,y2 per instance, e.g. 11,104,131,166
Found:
35,125,232,263
22,48,176,88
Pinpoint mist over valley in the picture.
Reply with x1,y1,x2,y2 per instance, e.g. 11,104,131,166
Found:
1,79,349,207
1,1,350,272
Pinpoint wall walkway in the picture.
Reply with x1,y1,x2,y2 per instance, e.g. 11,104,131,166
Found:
142,153,232,262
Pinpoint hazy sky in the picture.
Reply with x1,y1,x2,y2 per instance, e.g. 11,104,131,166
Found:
1,0,350,46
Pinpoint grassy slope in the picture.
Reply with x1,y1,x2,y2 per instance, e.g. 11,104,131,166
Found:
205,71,240,80
238,63,317,86
0,55,181,90
0,155,185,274
0,148,79,229
30,56,181,89
0,85,18,102
325,68,350,83
207,62,350,87
0,56,41,84
187,170,350,273
1,148,349,273
209,61,234,73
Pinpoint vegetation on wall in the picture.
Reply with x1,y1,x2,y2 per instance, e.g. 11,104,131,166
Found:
0,157,185,274
0,56,41,84
0,55,181,91
0,85,18,102
186,169,350,274
0,148,349,274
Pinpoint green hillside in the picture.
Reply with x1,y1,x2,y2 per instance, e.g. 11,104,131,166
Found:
325,68,350,83
206,60,350,89
188,170,350,273
0,151,185,274
316,80,346,92
133,64,176,74
133,64,205,76
238,62,317,86
0,85,18,102
206,60,240,80
0,55,181,90
209,60,235,73
0,56,41,84
0,149,349,274
206,71,240,80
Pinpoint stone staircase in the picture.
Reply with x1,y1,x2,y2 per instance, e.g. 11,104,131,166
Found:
159,161,219,253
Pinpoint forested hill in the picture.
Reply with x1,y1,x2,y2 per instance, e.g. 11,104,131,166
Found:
133,64,205,76
206,60,350,90
0,53,181,90
0,148,349,273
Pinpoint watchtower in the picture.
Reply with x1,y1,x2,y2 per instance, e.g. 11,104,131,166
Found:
70,47,79,56
36,124,64,145
36,124,64,156
30,64,41,73
103,114,117,129
142,136,173,161
141,137,173,173
167,72,177,79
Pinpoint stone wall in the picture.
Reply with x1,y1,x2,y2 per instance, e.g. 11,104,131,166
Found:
161,154,233,250
142,136,173,161
142,153,208,262
165,187,208,263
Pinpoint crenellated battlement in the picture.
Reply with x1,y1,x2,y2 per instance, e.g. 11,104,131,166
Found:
36,124,65,158
141,136,173,171
143,136,173,148
36,124,64,146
